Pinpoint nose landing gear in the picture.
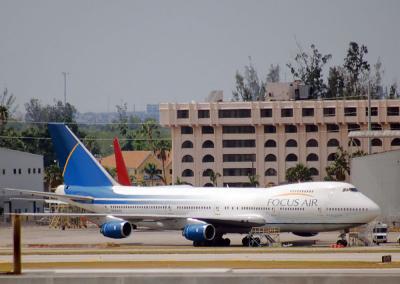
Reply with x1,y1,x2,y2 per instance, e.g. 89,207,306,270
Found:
336,231,348,247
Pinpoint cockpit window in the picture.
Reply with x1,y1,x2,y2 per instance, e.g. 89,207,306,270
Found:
342,187,358,192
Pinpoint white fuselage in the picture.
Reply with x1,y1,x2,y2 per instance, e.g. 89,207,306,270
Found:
59,181,380,234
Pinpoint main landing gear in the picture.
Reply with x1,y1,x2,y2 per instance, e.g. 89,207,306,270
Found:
193,236,231,247
336,231,348,247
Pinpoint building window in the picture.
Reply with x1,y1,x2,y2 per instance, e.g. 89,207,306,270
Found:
202,155,215,163
33,168,36,174
327,124,339,132
223,126,255,134
306,153,319,161
223,168,255,176
327,153,337,161
181,126,193,134
387,107,399,116
202,169,214,177
18,169,21,174
365,107,378,116
285,125,297,133
198,110,210,118
309,168,319,176
344,107,357,116
285,154,298,162
202,140,214,148
202,126,214,134
222,140,255,148
348,138,361,147
182,155,194,163
306,124,318,132
264,140,276,147
302,108,314,117
281,108,293,117
285,139,298,147
177,110,189,119
2,169,5,175
204,183,213,187
182,169,194,177
223,154,255,162
265,168,277,176
260,109,273,117
371,123,382,130
390,123,400,130
265,154,277,162
323,107,336,117
327,138,340,147
13,169,16,174
264,125,276,133
348,123,360,132
219,109,251,118
306,139,318,147
371,138,382,147
182,141,193,148
38,168,41,174
391,138,400,146
28,168,31,174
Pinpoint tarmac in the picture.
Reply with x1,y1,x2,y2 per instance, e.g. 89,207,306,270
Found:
1,225,400,283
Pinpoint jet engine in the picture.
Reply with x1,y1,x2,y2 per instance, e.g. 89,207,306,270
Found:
292,232,318,237
100,221,132,239
182,224,216,242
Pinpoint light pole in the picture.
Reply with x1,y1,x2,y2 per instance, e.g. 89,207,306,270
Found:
62,72,69,105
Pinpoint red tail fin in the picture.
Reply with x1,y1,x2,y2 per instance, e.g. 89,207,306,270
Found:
113,137,131,186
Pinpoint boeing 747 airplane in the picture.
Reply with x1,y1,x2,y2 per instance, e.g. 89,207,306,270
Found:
2,124,381,247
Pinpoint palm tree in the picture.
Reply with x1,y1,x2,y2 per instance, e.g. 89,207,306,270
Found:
44,164,63,192
154,139,171,185
139,119,160,151
286,164,312,183
248,174,260,187
143,163,161,186
209,171,221,187
325,146,350,181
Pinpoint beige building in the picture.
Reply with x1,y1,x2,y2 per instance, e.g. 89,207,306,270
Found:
159,99,400,187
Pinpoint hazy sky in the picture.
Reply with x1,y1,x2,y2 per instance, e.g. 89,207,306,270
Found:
0,0,399,113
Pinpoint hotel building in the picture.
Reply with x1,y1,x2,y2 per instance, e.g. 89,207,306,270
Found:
159,99,400,187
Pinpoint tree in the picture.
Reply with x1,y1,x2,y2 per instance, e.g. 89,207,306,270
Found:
83,135,101,155
327,66,346,98
0,88,16,128
44,164,63,192
371,57,384,99
209,171,221,187
232,58,266,101
285,164,312,183
287,43,332,98
325,146,350,181
248,173,260,187
266,64,280,83
343,42,370,98
143,163,161,186
389,82,399,99
154,139,171,185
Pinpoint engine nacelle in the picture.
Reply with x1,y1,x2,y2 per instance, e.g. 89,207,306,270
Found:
182,224,216,242
292,232,319,237
100,221,132,239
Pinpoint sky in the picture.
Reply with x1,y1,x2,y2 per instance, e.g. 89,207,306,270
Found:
0,0,399,113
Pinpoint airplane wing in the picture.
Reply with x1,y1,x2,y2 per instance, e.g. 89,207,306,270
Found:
1,187,93,202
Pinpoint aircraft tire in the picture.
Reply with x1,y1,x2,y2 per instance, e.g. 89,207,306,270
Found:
242,236,250,247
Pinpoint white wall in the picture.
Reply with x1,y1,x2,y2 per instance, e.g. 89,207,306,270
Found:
351,150,400,221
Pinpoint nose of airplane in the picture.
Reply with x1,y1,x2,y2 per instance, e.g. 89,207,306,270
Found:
367,197,381,219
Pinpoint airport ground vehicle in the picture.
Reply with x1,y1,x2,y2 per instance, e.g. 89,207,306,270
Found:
372,222,388,244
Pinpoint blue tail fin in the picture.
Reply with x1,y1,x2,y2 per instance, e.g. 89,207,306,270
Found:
48,123,116,187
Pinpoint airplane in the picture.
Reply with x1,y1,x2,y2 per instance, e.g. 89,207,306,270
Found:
2,123,381,247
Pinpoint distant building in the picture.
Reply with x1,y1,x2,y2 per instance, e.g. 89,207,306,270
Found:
146,104,160,121
265,81,311,101
0,148,44,222
160,99,400,187
100,150,172,186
